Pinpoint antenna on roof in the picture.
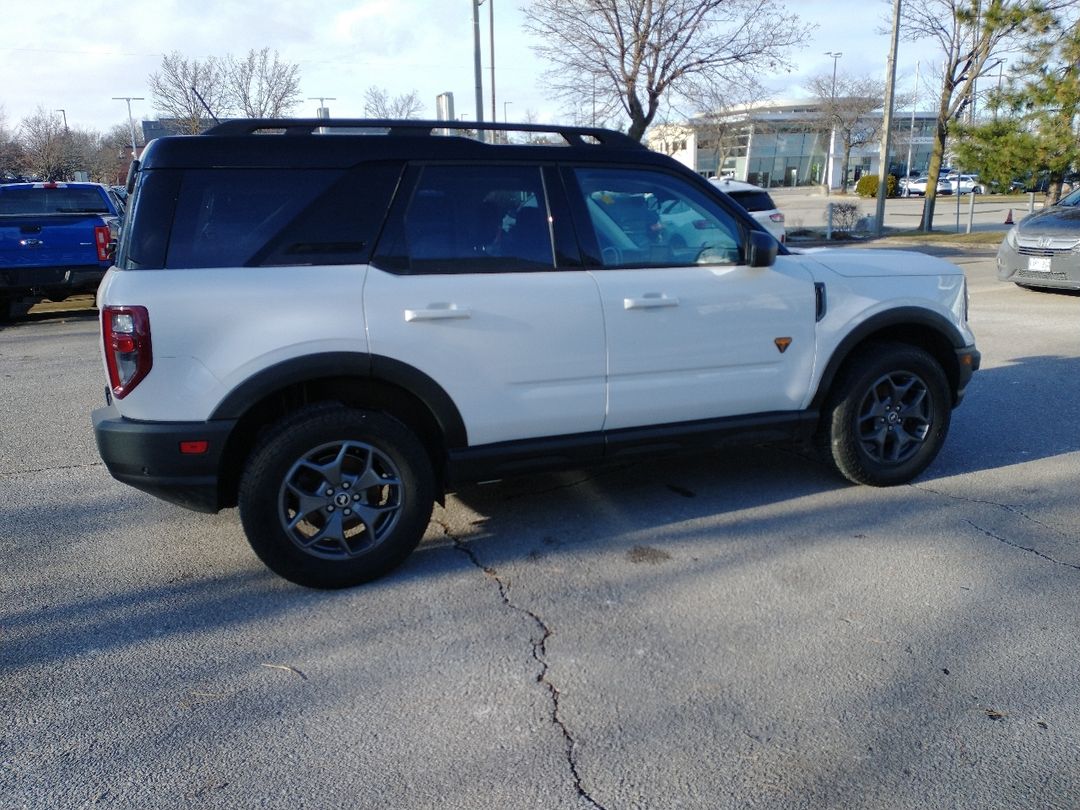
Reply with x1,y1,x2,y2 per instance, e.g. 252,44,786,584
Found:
191,86,220,127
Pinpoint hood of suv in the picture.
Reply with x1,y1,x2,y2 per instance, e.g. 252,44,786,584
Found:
798,248,960,277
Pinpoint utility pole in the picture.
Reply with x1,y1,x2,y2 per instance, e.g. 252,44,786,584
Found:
874,0,902,235
111,97,144,157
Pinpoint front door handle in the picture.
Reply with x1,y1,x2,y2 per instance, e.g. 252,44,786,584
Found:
404,304,472,322
624,294,679,310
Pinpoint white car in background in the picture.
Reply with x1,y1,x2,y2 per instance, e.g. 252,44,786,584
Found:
709,177,786,243
946,174,987,195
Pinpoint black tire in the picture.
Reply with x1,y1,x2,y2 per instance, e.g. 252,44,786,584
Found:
817,342,951,486
239,404,436,588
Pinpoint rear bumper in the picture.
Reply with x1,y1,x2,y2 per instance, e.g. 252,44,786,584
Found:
92,404,236,513
0,264,106,297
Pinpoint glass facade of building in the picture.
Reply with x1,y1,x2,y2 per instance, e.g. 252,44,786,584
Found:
653,102,940,189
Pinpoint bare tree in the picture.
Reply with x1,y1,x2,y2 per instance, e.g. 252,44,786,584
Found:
900,0,1078,230
682,79,771,178
18,108,71,180
522,0,810,141
148,51,228,134
806,73,884,192
226,48,302,117
0,106,24,179
363,87,424,119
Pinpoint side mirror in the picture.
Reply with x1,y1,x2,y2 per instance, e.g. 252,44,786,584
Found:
747,229,778,268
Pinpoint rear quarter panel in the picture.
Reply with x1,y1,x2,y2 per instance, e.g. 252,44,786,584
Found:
97,265,370,421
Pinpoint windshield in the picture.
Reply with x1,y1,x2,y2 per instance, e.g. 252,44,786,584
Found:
1057,186,1080,207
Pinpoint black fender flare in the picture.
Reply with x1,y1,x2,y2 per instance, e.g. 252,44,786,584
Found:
810,307,968,411
209,352,468,448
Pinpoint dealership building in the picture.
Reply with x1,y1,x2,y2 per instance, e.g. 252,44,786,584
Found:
647,100,940,190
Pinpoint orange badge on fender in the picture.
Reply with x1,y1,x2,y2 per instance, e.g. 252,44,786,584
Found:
774,337,793,354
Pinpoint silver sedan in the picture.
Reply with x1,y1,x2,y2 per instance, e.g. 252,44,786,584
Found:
997,186,1080,290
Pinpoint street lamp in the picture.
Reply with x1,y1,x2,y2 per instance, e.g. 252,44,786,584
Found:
308,97,336,114
905,61,921,183
55,109,67,131
111,97,144,158
824,52,842,193
503,101,512,123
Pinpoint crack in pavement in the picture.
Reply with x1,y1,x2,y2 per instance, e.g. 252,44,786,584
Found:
964,519,1080,572
911,484,1079,572
1,461,105,477
436,519,608,809
911,483,1074,540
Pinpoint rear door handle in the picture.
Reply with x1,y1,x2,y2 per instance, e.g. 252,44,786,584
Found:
404,304,472,322
624,294,679,310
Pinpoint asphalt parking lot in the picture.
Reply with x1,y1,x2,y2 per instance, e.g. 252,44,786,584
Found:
3,244,1079,809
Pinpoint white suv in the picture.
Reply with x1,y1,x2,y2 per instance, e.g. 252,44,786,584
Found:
94,119,979,588
709,177,786,243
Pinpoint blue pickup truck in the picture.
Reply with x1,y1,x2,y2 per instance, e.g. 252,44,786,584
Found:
0,182,124,322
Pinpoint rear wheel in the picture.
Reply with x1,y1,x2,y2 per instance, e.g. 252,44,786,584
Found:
239,405,436,588
817,343,951,486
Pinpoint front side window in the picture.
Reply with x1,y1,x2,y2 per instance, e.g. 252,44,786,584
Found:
380,165,555,275
573,168,741,268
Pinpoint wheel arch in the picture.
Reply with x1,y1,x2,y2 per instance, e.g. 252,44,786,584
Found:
811,308,967,412
211,352,466,507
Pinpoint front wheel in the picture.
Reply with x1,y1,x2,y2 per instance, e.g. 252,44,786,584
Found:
239,405,436,588
817,343,951,486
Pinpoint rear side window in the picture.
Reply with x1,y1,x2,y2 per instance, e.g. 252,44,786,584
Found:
119,164,402,270
0,186,111,214
726,190,776,213
375,164,554,275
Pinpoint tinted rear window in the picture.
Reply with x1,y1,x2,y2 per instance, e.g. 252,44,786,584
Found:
0,186,111,214
119,164,402,270
726,190,776,212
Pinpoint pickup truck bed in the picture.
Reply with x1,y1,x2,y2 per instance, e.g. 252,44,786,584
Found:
0,182,122,321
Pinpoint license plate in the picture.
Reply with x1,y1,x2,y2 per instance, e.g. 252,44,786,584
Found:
1028,255,1052,273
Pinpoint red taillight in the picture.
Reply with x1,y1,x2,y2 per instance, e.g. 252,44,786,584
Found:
769,212,785,223
94,225,112,261
102,306,152,399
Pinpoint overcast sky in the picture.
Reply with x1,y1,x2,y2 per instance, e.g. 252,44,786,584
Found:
4,0,944,135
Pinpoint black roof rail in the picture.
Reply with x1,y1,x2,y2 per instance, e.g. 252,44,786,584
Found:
201,118,645,150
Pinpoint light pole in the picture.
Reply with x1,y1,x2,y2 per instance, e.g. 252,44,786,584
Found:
111,97,143,157
308,97,336,114
55,109,68,131
503,101,512,123
824,52,842,193
472,0,485,139
905,61,920,183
